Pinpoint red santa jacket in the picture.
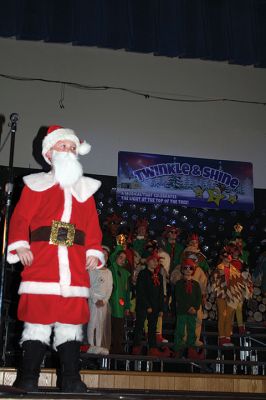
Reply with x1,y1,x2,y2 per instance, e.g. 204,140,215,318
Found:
7,172,104,300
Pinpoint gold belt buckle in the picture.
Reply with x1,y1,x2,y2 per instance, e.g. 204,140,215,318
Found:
49,220,75,247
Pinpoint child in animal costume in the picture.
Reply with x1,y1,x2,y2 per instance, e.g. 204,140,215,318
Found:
181,233,209,273
209,245,253,346
229,223,251,335
87,246,113,355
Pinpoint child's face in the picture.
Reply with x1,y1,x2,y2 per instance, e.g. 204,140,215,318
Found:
116,252,126,267
189,240,198,249
182,265,194,278
137,225,146,236
222,254,232,263
167,230,178,240
147,258,158,271
109,221,120,236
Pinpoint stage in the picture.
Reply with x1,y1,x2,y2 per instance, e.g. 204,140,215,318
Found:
1,369,266,399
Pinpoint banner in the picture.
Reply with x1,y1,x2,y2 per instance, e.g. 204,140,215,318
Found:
116,151,254,211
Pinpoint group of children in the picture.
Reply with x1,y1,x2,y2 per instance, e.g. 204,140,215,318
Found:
85,217,254,358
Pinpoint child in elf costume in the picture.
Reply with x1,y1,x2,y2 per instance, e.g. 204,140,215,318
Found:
109,244,131,354
131,252,166,357
102,213,122,252
172,258,202,359
132,218,150,258
180,233,209,345
163,225,184,317
140,240,170,343
163,225,184,274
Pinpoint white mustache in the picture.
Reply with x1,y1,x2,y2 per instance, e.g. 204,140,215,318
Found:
52,151,83,187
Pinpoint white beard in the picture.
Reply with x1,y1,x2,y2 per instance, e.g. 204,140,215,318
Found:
52,151,83,188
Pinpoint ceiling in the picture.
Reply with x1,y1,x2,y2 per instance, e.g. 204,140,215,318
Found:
0,0,265,68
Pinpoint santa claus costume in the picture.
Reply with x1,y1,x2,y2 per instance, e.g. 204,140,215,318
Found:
7,125,104,393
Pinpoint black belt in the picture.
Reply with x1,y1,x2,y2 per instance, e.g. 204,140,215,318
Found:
31,225,85,246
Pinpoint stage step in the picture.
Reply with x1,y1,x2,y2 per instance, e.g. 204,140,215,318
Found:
1,368,266,394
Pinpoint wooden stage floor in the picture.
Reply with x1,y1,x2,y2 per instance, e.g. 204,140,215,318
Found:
1,368,266,399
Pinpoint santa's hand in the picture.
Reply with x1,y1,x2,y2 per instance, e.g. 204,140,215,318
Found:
16,247,34,266
86,255,99,270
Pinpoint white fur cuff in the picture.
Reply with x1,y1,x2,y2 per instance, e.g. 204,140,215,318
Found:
86,249,105,269
7,241,30,264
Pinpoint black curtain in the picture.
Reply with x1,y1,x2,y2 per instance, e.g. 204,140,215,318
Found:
0,0,265,67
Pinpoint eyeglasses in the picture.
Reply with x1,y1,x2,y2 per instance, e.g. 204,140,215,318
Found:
182,265,194,271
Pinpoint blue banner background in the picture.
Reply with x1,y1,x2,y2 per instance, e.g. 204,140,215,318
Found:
116,151,254,211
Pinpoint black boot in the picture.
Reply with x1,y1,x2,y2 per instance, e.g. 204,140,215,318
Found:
57,341,87,393
13,340,47,392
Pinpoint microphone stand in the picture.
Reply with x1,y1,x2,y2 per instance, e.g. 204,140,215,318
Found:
0,115,30,395
0,114,19,367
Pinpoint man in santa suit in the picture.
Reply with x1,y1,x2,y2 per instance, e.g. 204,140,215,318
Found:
7,125,105,393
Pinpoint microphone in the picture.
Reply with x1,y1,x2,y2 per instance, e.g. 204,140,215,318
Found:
9,113,19,124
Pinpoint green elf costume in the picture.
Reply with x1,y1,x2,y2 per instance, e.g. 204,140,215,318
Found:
132,218,150,257
163,225,184,273
109,245,131,354
173,258,202,359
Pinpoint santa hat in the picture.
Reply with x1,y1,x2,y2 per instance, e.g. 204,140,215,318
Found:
181,258,196,272
188,233,199,243
135,218,149,229
163,225,181,237
105,213,122,226
42,125,91,165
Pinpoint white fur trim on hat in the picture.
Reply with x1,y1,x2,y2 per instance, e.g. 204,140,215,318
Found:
42,127,91,165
